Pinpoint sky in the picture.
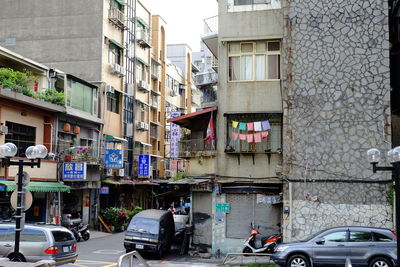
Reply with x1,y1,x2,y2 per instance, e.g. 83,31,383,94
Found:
143,0,218,51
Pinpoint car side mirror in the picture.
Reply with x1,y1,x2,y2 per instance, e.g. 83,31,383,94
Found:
315,238,325,245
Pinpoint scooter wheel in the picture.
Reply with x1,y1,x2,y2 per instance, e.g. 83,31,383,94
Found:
242,247,252,256
83,233,90,241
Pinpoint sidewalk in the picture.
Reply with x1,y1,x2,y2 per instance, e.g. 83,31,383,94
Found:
89,230,113,240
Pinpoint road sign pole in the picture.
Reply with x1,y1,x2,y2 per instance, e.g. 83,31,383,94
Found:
14,160,24,259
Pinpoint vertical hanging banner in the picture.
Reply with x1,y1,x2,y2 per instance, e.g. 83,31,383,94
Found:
170,112,181,158
104,141,123,169
138,154,150,177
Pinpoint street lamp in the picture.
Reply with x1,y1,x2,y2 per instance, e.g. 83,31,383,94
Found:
367,147,400,267
0,143,47,262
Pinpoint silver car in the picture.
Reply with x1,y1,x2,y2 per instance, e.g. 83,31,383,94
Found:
0,223,78,265
272,226,397,267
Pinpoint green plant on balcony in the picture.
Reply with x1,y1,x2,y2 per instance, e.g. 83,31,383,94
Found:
171,171,186,181
39,88,65,106
0,68,36,93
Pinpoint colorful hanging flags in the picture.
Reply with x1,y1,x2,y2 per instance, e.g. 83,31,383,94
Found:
246,134,254,143
232,131,239,140
262,120,271,131
232,121,239,128
254,121,262,131
261,131,269,139
239,134,246,140
247,122,254,131
254,133,262,143
204,113,214,144
239,122,247,131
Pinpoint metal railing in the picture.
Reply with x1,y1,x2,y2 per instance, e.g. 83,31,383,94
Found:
178,138,216,157
108,8,125,28
118,250,150,267
203,15,218,34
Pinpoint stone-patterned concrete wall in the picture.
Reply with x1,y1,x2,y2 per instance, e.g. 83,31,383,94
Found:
282,0,393,241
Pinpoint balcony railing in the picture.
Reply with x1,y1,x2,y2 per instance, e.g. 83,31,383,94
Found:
108,8,126,29
195,72,218,86
136,29,151,48
178,138,216,157
204,15,218,34
151,64,161,80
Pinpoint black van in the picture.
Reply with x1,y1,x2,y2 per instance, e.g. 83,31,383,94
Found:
124,209,175,258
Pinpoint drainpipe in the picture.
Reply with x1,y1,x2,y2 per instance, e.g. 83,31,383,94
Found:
288,181,293,242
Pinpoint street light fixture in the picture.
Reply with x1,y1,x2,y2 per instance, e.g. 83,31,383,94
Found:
0,142,47,262
367,147,400,267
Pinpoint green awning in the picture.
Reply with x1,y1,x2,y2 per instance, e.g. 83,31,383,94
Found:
0,181,70,192
115,0,127,6
109,39,126,50
102,179,121,185
105,135,128,142
136,57,149,67
136,17,149,28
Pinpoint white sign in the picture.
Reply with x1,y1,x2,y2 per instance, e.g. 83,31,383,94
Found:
170,112,181,158
10,190,33,211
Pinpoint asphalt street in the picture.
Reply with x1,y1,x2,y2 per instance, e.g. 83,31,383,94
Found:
63,232,222,267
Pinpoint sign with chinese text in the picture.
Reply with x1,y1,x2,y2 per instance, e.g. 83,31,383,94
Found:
138,154,150,177
104,141,123,169
216,203,230,213
63,162,87,180
99,187,109,194
170,112,181,158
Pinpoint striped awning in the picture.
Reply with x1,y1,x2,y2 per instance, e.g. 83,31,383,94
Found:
0,180,70,192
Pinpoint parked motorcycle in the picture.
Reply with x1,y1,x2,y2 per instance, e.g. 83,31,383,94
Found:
69,223,90,242
242,224,282,254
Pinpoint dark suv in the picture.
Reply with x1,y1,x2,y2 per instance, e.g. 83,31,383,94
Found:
271,226,396,267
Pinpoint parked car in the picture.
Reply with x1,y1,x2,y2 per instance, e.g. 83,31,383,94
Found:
271,226,397,267
0,223,78,265
61,212,82,227
124,209,175,259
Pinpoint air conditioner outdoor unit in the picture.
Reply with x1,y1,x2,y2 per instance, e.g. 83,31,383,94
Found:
106,169,113,176
105,85,115,93
136,121,145,130
0,125,8,135
170,89,177,97
138,80,148,91
118,169,125,177
109,64,118,74
143,123,149,131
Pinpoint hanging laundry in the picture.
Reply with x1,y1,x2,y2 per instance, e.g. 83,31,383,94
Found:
261,131,269,139
239,134,246,140
246,134,254,143
232,121,239,128
262,120,271,131
247,122,254,131
232,131,239,140
239,122,247,131
254,121,262,131
254,133,262,143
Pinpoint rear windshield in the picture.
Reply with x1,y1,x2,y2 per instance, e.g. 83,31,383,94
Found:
52,230,74,242
128,217,159,234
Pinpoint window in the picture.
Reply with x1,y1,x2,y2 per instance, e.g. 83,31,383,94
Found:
349,231,372,242
66,78,98,115
136,102,147,122
226,113,281,153
374,232,393,242
5,122,36,157
52,230,74,242
228,41,280,81
136,62,146,82
109,43,122,65
323,231,347,242
107,92,120,114
20,229,47,242
124,96,134,123
109,0,123,10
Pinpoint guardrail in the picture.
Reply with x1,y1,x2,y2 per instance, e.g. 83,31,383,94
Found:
222,252,271,265
118,250,151,267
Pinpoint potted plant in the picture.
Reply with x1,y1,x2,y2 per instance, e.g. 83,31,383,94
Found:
65,148,74,162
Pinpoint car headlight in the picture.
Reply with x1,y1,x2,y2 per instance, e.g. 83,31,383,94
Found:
275,245,289,252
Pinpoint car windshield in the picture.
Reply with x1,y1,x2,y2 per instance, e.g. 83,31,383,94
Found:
301,229,327,242
52,230,74,242
128,217,159,234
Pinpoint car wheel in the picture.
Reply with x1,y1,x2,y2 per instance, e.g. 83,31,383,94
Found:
287,254,310,267
369,257,393,267
8,253,26,262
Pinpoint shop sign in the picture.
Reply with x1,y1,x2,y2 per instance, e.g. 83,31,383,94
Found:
191,183,212,192
99,187,109,194
170,112,181,158
138,154,150,177
216,203,230,213
104,141,123,169
63,162,87,180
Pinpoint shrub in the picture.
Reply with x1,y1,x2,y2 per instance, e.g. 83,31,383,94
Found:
126,206,143,220
100,207,131,232
0,68,36,93
39,88,65,105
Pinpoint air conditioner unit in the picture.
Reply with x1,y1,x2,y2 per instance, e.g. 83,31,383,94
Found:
143,123,149,131
105,85,115,93
136,121,145,130
109,64,118,74
106,169,113,176
170,89,177,97
118,169,125,177
0,125,8,135
138,80,148,92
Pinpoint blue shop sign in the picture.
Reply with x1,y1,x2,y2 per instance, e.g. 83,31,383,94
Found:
100,187,109,194
63,162,87,180
104,149,123,169
138,154,150,177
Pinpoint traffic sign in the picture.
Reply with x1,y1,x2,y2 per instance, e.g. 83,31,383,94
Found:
10,190,33,211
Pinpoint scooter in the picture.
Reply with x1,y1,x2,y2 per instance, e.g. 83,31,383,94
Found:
78,223,90,241
242,224,282,254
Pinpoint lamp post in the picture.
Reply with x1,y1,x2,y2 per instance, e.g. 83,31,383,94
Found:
0,143,47,262
367,147,400,267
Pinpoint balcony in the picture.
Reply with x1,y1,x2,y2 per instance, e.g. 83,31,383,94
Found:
150,123,158,139
195,72,218,87
137,28,151,48
108,8,126,30
151,62,161,80
201,16,218,59
150,93,159,109
178,138,217,158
